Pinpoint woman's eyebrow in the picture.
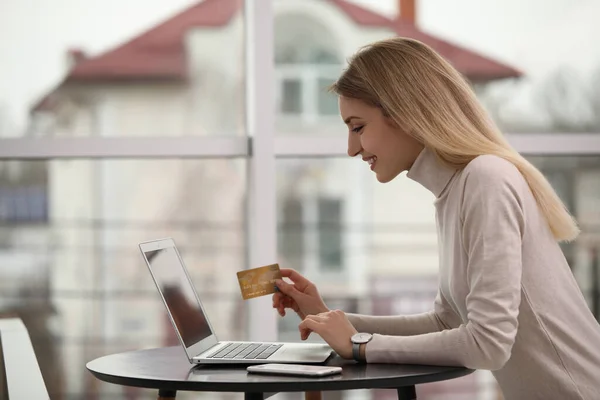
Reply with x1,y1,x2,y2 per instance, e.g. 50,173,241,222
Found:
343,116,361,124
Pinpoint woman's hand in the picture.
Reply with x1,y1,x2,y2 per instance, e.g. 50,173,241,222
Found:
298,310,358,360
272,268,329,320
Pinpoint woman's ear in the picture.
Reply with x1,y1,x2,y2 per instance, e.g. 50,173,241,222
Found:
380,106,398,126
384,114,399,128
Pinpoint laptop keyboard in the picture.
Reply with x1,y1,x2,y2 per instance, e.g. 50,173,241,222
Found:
206,342,284,360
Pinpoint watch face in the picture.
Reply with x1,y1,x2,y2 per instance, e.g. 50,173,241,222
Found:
352,333,372,344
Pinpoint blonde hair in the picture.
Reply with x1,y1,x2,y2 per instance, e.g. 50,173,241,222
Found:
330,37,579,242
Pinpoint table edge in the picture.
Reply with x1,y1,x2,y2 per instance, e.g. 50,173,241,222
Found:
86,365,475,393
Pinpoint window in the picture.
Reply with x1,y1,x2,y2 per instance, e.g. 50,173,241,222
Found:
527,155,600,314
274,12,341,125
278,195,343,273
317,197,343,271
0,162,47,224
275,66,341,123
0,185,47,223
280,79,303,114
0,158,247,398
278,196,305,271
318,77,340,115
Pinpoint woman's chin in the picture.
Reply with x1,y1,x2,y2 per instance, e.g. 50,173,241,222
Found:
375,171,392,183
375,168,402,183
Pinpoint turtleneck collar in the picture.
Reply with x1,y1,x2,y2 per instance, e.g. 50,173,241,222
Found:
406,147,458,198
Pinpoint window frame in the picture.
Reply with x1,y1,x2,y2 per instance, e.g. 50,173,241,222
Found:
275,63,342,120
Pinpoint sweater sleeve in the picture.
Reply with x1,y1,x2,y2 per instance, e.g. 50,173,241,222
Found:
365,160,525,371
346,291,455,336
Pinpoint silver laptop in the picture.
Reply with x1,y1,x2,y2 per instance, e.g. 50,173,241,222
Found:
139,238,333,365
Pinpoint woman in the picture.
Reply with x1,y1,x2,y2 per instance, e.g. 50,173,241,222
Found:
272,37,600,400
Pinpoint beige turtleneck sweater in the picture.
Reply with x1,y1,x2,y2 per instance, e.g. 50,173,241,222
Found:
347,148,600,400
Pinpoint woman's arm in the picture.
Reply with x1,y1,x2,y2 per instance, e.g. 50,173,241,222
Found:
364,159,525,370
346,291,456,336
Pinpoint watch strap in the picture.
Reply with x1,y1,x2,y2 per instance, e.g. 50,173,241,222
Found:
352,342,364,363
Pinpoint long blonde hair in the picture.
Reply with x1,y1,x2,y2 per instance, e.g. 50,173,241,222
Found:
330,37,579,242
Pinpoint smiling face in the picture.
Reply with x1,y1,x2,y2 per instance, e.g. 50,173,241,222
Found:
340,96,424,183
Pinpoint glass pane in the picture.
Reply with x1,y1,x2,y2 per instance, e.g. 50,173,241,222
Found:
317,77,339,116
274,0,346,135
276,155,600,399
526,155,600,311
281,79,303,114
5,0,246,138
318,197,343,270
0,158,246,399
276,156,439,352
278,197,304,272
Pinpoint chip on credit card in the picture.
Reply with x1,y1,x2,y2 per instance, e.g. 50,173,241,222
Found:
236,263,282,300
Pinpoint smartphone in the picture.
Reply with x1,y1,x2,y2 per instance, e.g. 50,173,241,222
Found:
247,363,342,377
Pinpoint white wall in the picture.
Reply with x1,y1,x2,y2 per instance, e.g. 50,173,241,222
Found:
186,12,246,137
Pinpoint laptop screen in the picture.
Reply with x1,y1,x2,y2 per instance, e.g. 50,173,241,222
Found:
144,247,213,347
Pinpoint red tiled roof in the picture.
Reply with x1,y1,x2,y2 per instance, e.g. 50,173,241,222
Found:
30,89,61,114
32,0,521,112
329,0,395,27
329,0,520,81
67,0,242,81
393,20,521,81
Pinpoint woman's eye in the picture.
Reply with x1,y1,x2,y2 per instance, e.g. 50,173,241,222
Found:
352,126,364,134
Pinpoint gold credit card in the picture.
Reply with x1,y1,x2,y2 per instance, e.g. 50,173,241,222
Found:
236,263,282,300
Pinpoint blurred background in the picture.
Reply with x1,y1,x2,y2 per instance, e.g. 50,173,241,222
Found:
1,0,599,399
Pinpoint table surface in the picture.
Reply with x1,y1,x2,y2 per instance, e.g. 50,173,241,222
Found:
86,346,474,393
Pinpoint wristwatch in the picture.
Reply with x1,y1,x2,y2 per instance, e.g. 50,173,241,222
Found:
350,333,373,363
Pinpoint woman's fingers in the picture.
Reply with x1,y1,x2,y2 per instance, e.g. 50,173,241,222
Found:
272,292,283,315
279,268,312,292
272,292,283,306
299,317,323,340
282,296,300,317
273,292,301,317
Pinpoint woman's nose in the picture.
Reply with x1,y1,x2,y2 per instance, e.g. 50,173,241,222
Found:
347,133,361,157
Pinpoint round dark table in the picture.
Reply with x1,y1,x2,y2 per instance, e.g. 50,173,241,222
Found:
86,346,474,400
